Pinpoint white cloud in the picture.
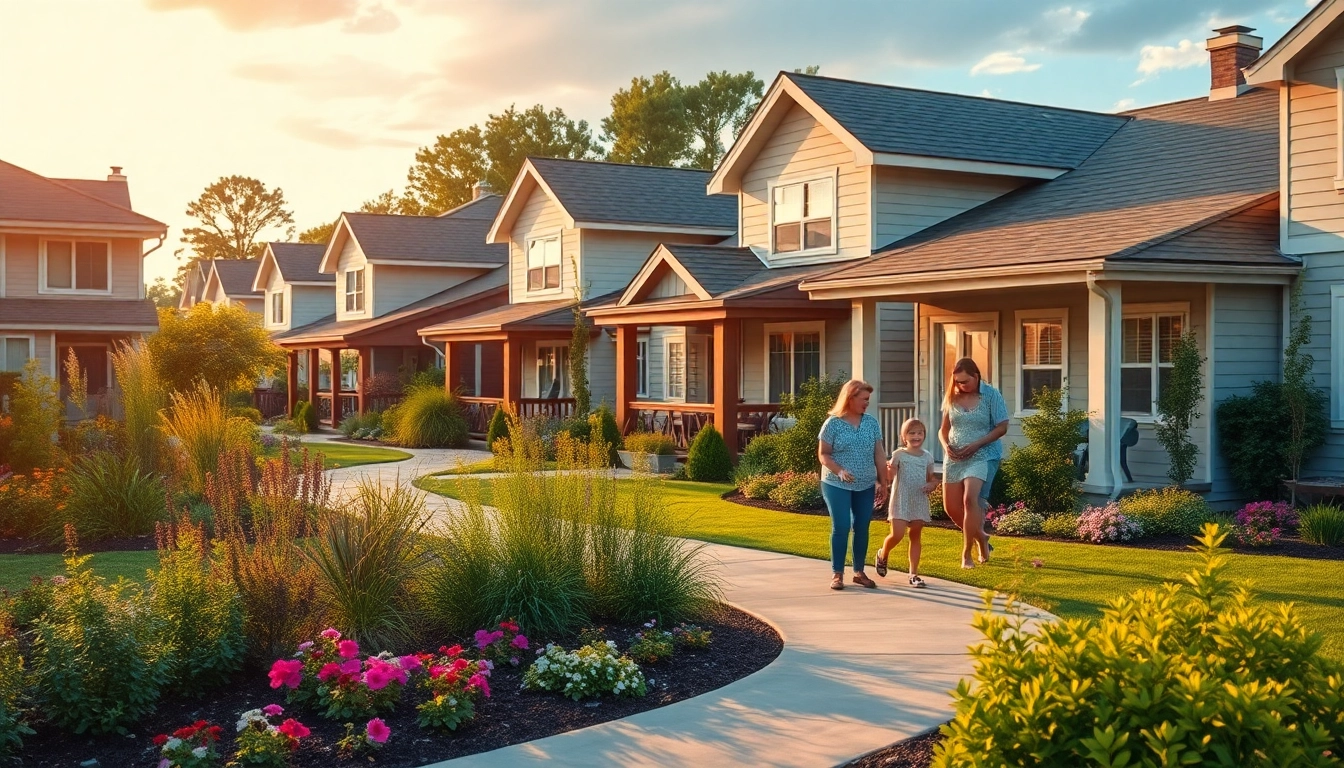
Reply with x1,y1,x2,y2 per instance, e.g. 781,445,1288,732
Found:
970,50,1042,76
343,3,399,34
1042,6,1089,35
1134,38,1206,83
1112,98,1136,111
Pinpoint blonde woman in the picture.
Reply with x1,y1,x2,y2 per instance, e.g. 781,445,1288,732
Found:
817,379,889,591
939,358,1008,569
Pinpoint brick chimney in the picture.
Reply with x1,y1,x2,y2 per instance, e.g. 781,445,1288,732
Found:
1206,25,1262,101
472,180,492,200
107,166,127,182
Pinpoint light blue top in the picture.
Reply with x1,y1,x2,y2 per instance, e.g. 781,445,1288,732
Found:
818,413,884,491
948,381,1009,463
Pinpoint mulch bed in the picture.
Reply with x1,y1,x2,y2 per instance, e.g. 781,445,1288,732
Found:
18,606,782,768
0,535,157,554
846,728,945,768
722,490,883,520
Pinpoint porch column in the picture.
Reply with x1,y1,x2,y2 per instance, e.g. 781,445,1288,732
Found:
305,349,319,411
502,338,522,408
713,319,741,458
286,351,299,416
442,341,455,395
356,347,371,416
327,347,343,427
1085,280,1122,495
851,299,882,396
615,325,639,433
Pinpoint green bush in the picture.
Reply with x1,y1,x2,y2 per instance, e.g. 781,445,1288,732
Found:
390,385,468,448
768,472,823,511
486,406,509,453
405,366,445,391
62,452,166,540
5,359,63,472
623,432,676,456
380,402,402,436
0,625,32,756
590,405,622,467
992,508,1046,536
1217,379,1328,499
929,484,946,519
270,417,302,436
734,432,784,479
1041,514,1080,540
738,473,781,500
776,374,846,473
933,525,1344,767
338,411,382,438
228,406,264,424
1119,486,1211,537
1000,386,1087,517
685,424,734,482
149,519,245,697
1299,504,1344,546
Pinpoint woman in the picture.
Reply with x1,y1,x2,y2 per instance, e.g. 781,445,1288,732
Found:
818,379,888,591
939,358,1008,569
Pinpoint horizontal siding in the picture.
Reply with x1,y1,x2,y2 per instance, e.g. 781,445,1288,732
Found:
1300,252,1344,474
1287,29,1344,253
872,167,1023,248
1,234,141,300
509,186,577,304
878,302,915,402
1209,284,1282,504
290,285,335,330
649,270,691,299
371,264,480,317
588,333,617,406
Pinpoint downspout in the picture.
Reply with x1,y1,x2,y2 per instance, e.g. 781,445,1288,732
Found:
1086,274,1126,500
141,234,167,301
421,336,445,366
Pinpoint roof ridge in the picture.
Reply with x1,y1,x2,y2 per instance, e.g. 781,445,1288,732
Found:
527,155,713,174
49,177,133,210
0,159,162,225
437,193,501,217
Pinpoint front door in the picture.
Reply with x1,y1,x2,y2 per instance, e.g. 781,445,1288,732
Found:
932,321,997,461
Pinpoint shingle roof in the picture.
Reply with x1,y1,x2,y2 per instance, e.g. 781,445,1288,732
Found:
0,160,164,230
211,259,263,298
268,243,333,283
812,88,1291,284
529,157,736,229
343,212,508,264
438,193,503,220
651,244,841,301
0,297,158,329
420,291,621,336
786,73,1129,170
50,178,132,209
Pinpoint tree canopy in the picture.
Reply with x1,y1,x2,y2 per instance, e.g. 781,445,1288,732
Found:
179,176,293,284
297,221,337,245
145,276,181,309
146,303,284,395
603,70,763,170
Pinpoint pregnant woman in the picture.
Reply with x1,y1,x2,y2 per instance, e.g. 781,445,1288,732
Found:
817,379,888,591
939,358,1008,570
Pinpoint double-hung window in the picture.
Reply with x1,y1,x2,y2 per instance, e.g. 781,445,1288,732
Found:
271,291,285,325
527,236,560,291
2,337,32,373
771,176,834,255
537,344,569,398
1121,309,1186,416
344,269,365,313
42,240,109,292
636,338,649,398
1018,312,1066,411
765,323,823,403
665,339,686,400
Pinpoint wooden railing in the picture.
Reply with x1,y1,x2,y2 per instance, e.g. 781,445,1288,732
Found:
517,398,576,419
365,393,403,414
337,394,358,422
735,403,782,448
253,388,287,419
460,396,501,437
315,393,333,423
625,401,715,451
878,401,917,454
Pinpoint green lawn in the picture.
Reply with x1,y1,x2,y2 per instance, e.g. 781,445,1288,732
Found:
265,440,412,470
419,475,1344,661
0,550,158,593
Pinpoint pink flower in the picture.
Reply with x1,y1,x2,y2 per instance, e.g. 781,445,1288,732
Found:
337,639,360,659
398,654,422,673
277,718,310,740
340,658,362,676
268,659,303,689
321,628,341,640
468,672,492,698
442,644,463,657
474,629,493,648
511,634,529,650
428,665,448,679
364,665,391,691
318,662,342,682
262,704,284,717
297,641,313,652
365,717,391,744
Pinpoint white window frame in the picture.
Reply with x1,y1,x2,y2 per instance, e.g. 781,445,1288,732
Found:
636,336,649,398
2,335,35,373
1331,284,1344,428
1014,309,1069,415
767,169,839,261
344,268,365,314
536,343,569,398
39,238,112,295
763,321,826,403
525,233,562,295
270,289,285,325
663,334,687,402
1121,302,1190,420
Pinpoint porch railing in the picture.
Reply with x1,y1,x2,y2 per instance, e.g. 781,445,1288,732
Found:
458,397,578,439
253,388,287,419
625,401,716,451
517,398,576,419
878,401,917,454
460,396,501,437
314,393,332,424
735,403,782,449
365,393,403,414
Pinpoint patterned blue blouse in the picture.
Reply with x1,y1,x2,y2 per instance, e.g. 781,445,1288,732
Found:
817,414,884,491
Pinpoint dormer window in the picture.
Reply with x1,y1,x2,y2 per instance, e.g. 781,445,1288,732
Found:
41,240,109,293
271,291,285,324
345,269,365,313
771,176,834,255
527,236,560,291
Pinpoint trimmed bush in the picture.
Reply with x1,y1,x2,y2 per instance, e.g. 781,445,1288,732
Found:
1299,504,1344,546
685,424,734,482
229,406,264,424
738,473,781,500
735,432,784,479
391,385,468,448
992,508,1045,536
623,432,676,455
1119,487,1211,537
62,451,166,540
291,400,314,434
485,406,509,453
1041,514,1080,540
1000,386,1086,517
767,472,823,511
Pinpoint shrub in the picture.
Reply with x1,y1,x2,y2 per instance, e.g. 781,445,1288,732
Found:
1076,502,1143,543
767,471,824,511
0,625,33,756
151,719,222,768
627,623,675,665
774,374,846,473
416,646,492,732
146,302,284,395
149,517,245,697
671,623,712,650
524,641,647,701
162,382,257,494
734,431,784,478
590,405,622,467
233,707,310,767
291,399,317,434
339,411,382,438
485,406,509,453
1041,514,1080,540
473,619,530,667
1155,330,1205,485
5,359,63,473
685,424,733,482
229,405,264,424
623,431,676,456
1216,379,1327,500
1299,504,1344,546
62,451,166,540
270,417,302,436
1000,386,1086,517
1119,487,1211,537
1232,500,1298,548
8,576,56,631
985,501,1028,529
738,473,781,500
390,385,468,448
932,525,1344,767
0,468,68,539
992,508,1045,536
929,484,946,519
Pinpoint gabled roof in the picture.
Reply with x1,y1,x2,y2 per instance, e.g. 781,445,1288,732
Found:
437,193,503,220
710,72,1128,194
0,159,165,234
802,89,1295,291
206,259,263,300
319,212,508,273
488,157,738,243
49,178,132,209
419,290,621,338
618,245,766,305
253,242,334,291
1245,0,1344,84
0,297,159,332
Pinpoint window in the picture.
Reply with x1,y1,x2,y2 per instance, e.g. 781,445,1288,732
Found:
1018,313,1066,411
665,340,686,400
636,338,649,398
344,269,365,313
42,240,108,292
527,236,560,291
2,337,32,372
765,324,823,403
771,177,834,255
537,344,569,398
1121,310,1186,416
271,291,285,324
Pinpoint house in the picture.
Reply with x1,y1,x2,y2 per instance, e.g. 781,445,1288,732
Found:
799,29,1301,502
1243,1,1344,476
417,157,736,432
199,258,264,313
0,161,167,418
245,241,336,415
273,190,509,426
178,259,210,309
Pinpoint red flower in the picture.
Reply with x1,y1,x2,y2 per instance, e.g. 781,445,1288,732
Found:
206,725,223,740
278,718,310,740
268,658,304,689
173,725,198,739
152,734,168,746
193,720,208,729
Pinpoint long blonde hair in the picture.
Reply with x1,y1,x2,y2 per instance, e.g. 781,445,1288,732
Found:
828,379,874,417
942,357,982,408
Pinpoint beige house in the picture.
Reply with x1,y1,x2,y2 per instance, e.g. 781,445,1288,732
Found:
198,258,264,314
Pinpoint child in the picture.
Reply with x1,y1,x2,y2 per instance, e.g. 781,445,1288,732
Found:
875,418,937,587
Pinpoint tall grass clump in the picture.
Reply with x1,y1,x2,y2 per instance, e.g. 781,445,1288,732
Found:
390,385,468,448
307,478,431,651
1299,504,1344,547
161,382,255,494
62,451,166,540
111,341,167,473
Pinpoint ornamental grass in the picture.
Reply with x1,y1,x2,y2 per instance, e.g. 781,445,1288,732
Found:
160,382,256,495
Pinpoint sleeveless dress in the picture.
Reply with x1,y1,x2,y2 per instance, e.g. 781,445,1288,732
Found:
945,393,995,484
887,448,933,522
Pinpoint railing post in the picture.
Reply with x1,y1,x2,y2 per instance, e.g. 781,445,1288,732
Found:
443,341,455,395
616,325,638,433
713,319,740,458
286,351,299,417
306,348,319,414
502,338,522,409
327,347,343,428
356,347,371,417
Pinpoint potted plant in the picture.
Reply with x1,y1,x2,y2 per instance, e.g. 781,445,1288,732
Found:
619,432,678,474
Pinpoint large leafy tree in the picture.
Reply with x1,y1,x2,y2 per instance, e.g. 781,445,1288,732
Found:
179,176,293,283
297,221,337,245
602,71,692,167
145,276,181,309
683,70,764,170
146,303,284,395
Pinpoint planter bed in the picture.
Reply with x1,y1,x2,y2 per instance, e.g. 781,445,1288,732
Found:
0,534,157,554
19,606,782,768
846,727,945,768
722,489,880,520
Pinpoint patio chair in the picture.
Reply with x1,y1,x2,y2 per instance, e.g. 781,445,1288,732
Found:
1074,419,1139,483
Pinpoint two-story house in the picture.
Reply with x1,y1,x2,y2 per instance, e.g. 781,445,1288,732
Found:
418,157,736,433
245,242,336,414
0,160,166,418
273,190,509,426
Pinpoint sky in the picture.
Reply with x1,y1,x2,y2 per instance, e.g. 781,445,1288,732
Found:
0,0,1320,288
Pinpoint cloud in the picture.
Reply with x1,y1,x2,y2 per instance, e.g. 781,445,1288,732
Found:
343,3,399,34
1134,38,1206,82
970,51,1042,76
233,56,425,100
1112,98,1137,111
278,116,418,149
143,0,358,30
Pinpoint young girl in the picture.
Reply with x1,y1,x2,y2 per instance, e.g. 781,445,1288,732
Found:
875,418,937,587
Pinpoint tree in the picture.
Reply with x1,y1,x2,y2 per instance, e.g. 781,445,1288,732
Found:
1282,289,1329,502
683,71,764,169
360,189,414,215
297,221,336,244
602,71,693,167
178,176,294,283
145,303,284,395
567,258,590,416
1156,331,1204,486
146,276,181,309
795,65,821,75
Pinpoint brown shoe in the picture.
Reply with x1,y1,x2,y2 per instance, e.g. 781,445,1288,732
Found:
852,572,877,588
830,573,844,590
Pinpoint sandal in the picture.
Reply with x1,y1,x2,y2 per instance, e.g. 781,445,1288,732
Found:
852,572,877,589
830,573,844,591
874,555,888,577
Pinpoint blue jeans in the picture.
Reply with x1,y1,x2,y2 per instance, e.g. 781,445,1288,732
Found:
821,482,875,573
981,460,1000,504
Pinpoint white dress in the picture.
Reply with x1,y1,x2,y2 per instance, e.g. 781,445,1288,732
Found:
887,448,933,523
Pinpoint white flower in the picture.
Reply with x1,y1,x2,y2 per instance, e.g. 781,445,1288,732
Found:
165,738,182,750
192,747,208,758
